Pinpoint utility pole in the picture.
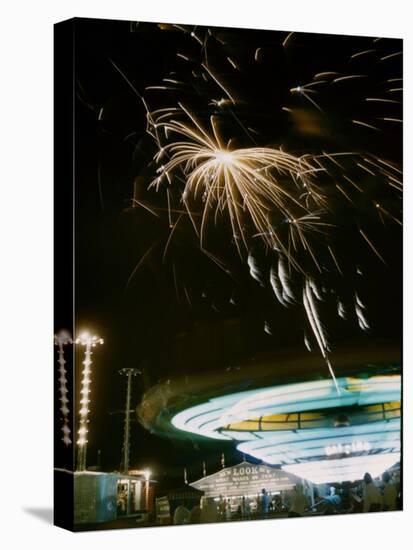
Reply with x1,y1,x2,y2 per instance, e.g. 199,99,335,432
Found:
119,368,141,474
119,367,141,517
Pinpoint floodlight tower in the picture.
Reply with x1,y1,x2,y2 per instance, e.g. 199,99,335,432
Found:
119,368,141,475
75,331,104,471
54,330,73,446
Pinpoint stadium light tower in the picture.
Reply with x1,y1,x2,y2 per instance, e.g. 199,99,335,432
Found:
54,330,73,446
75,331,104,471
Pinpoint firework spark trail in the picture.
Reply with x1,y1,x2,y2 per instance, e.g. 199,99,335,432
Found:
328,245,343,275
333,74,367,83
201,63,236,104
132,199,160,217
303,279,339,392
342,174,363,193
308,277,323,301
247,252,263,285
355,293,365,309
337,300,346,319
290,85,323,111
352,119,380,131
305,279,329,352
286,213,331,272
278,255,295,302
304,331,312,352
359,228,386,264
264,321,273,335
350,49,376,59
270,266,288,307
163,214,183,262
374,203,402,226
355,303,370,331
125,240,160,290
200,247,232,276
282,31,295,48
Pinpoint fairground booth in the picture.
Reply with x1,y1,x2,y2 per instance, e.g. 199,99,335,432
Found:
71,469,156,525
190,461,301,514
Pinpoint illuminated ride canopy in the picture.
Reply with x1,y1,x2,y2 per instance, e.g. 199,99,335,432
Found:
171,374,401,484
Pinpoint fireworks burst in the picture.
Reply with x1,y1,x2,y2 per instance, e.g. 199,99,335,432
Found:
151,110,329,262
117,25,402,388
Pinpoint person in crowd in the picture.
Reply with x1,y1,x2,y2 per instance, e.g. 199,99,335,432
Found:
189,502,202,524
226,498,232,521
320,486,342,514
251,497,258,516
382,472,397,511
349,482,363,513
173,501,190,525
289,484,308,517
272,494,282,514
244,496,251,519
200,496,218,523
239,496,246,519
218,495,226,520
256,493,262,517
117,489,127,515
259,488,270,519
339,483,353,513
363,472,382,512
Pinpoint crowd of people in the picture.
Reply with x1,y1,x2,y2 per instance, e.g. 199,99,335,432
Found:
172,471,400,525
361,471,399,513
310,471,400,515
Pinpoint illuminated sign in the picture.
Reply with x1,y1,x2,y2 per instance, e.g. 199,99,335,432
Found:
236,420,400,464
190,461,299,498
282,453,400,484
156,496,171,520
325,440,371,456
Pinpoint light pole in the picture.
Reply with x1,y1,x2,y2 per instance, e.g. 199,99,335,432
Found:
75,331,103,471
143,469,151,512
119,367,141,516
119,368,141,475
54,330,73,446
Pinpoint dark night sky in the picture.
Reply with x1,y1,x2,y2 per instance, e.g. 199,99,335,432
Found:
55,18,402,491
